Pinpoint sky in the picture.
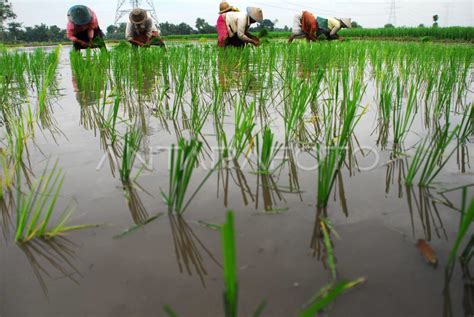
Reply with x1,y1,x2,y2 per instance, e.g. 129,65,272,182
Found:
9,0,474,29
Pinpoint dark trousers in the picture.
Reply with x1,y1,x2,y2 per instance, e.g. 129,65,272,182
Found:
225,36,246,48
73,28,105,50
317,28,338,41
224,32,258,48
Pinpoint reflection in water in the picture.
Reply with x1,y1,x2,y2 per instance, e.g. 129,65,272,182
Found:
457,141,471,174
217,158,254,208
19,237,82,296
461,238,474,317
283,147,303,201
406,186,449,242
444,242,474,317
0,191,16,240
122,182,150,225
385,157,407,198
256,173,284,213
310,209,338,278
169,215,220,287
334,171,349,217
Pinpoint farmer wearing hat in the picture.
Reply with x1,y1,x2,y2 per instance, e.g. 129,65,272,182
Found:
126,9,165,47
221,7,263,48
217,1,239,47
67,5,105,50
317,17,352,40
288,11,318,43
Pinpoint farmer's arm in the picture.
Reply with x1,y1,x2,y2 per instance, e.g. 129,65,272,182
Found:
146,19,157,38
87,10,99,41
328,18,342,37
236,16,256,44
126,22,144,46
67,22,89,47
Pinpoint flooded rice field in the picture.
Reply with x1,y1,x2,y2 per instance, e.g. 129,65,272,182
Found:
1,41,473,316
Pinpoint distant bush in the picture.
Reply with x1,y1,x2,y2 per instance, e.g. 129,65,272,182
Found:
161,27,473,42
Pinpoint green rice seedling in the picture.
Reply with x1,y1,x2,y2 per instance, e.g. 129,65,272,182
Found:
316,72,365,211
119,127,143,184
5,113,33,186
163,306,179,317
114,213,163,239
231,100,256,160
170,52,189,119
298,278,366,317
283,76,321,144
164,210,265,317
392,79,418,152
456,104,473,173
376,74,394,149
447,190,474,269
189,102,212,140
320,218,337,280
0,148,15,202
405,125,460,187
256,126,283,175
222,210,238,317
70,49,110,101
431,59,457,123
162,138,203,215
36,46,61,128
15,162,92,243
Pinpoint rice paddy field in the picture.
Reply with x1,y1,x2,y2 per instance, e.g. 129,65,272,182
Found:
0,41,473,316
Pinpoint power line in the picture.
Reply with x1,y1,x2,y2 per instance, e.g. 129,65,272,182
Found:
388,0,397,25
115,0,159,25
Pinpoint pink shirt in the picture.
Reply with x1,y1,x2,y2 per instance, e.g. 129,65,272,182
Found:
217,14,229,47
66,9,99,42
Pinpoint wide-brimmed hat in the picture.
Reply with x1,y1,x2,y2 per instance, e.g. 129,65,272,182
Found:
219,2,233,14
129,8,148,24
340,18,352,28
246,7,263,23
68,5,92,25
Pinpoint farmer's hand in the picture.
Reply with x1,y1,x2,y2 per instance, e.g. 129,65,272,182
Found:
252,39,260,47
77,40,89,48
338,36,345,42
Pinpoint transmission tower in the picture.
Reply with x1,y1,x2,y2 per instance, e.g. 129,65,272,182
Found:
388,0,397,26
115,0,159,25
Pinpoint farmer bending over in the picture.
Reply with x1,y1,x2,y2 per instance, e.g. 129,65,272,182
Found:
317,17,352,41
221,7,263,48
288,11,318,43
126,9,165,48
217,1,239,47
67,5,105,50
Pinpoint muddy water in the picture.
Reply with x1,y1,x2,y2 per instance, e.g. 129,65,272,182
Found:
1,46,473,317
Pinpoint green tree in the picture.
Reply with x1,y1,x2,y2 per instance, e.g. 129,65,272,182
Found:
251,19,274,32
0,3,16,39
7,21,22,41
106,23,126,40
384,23,395,28
433,15,439,28
195,18,216,34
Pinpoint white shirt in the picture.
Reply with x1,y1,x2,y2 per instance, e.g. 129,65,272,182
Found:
125,18,159,40
225,12,252,42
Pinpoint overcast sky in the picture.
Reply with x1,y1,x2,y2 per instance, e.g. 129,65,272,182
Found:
10,0,474,28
